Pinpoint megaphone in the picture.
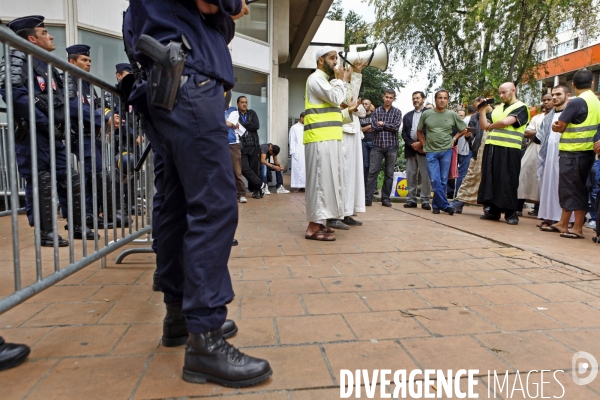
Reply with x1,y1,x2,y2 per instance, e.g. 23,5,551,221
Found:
339,42,389,72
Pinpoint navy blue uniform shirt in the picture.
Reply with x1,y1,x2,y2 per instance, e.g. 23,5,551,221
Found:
126,0,241,90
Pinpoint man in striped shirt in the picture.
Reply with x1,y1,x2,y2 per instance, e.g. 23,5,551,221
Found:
365,89,402,207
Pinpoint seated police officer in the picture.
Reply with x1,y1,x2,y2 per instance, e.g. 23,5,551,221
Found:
125,0,271,388
0,16,93,246
66,44,121,230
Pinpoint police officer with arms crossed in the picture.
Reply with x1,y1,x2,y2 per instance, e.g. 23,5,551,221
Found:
66,44,121,231
124,0,272,387
0,16,96,246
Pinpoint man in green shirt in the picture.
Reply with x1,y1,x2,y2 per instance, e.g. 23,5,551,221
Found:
417,90,467,214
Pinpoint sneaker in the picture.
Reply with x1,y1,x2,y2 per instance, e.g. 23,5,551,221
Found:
404,202,417,208
276,186,290,194
586,220,596,229
443,207,455,215
239,197,248,203
263,186,271,195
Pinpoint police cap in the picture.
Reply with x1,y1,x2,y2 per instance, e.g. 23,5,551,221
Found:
66,44,91,56
115,63,132,73
6,15,45,33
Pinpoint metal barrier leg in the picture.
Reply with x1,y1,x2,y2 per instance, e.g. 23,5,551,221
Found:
115,247,155,264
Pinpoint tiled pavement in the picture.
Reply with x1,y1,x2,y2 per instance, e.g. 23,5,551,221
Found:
1,191,600,399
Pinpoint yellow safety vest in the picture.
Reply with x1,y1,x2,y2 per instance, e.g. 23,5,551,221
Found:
303,79,343,145
559,90,600,152
486,101,529,149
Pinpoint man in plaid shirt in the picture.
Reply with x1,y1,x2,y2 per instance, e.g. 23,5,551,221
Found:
365,89,402,206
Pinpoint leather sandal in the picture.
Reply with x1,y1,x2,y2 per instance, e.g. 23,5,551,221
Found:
305,230,336,241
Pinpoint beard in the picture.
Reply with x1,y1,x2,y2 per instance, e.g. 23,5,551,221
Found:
323,60,335,76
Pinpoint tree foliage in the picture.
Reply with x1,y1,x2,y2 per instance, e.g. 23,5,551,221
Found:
369,0,598,103
327,0,403,108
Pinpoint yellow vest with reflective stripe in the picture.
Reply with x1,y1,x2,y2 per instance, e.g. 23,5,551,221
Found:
303,80,343,144
559,90,600,152
486,101,529,149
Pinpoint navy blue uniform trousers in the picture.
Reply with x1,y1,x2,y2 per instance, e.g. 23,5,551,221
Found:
73,137,103,215
146,72,237,334
16,132,69,226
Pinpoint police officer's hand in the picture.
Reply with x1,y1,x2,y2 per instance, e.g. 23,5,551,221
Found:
594,140,600,154
196,0,219,14
232,0,250,20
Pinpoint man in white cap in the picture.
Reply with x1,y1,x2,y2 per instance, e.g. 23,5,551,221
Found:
304,46,358,241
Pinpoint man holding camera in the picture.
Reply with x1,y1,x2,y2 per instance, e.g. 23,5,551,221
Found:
477,83,530,225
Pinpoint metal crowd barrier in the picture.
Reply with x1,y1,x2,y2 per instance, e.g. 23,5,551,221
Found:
0,26,154,314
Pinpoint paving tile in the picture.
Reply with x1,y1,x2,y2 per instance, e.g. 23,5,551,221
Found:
55,269,96,285
470,304,565,331
357,243,400,253
305,253,352,265
468,285,548,305
415,287,491,307
498,371,597,399
133,352,234,399
288,265,340,279
279,245,323,256
233,280,269,297
519,282,600,302
268,278,325,295
425,250,473,260
112,323,163,355
289,388,341,400
87,285,153,302
418,307,500,335
98,300,164,325
509,268,579,283
546,328,600,355
241,295,305,318
237,345,334,391
0,303,47,328
0,326,52,348
369,274,431,290
346,252,397,266
418,271,484,287
361,289,430,311
466,270,532,285
23,302,112,327
343,311,430,340
333,263,390,276
567,281,600,297
302,292,370,315
224,393,288,400
32,325,128,358
228,256,265,268
227,318,278,347
28,355,148,400
387,251,433,262
475,331,574,371
420,259,481,272
530,301,600,328
324,340,418,373
263,255,308,267
462,248,505,258
25,285,102,303
402,335,510,372
277,315,356,344
436,377,491,400
241,266,292,281
81,269,145,285
320,276,381,292
0,359,58,400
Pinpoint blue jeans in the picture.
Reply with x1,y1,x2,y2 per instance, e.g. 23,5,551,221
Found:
260,164,283,188
362,141,373,185
590,158,600,219
426,149,453,211
455,152,472,195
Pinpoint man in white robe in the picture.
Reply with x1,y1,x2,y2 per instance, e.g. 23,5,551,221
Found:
537,85,574,229
289,113,306,191
304,46,357,241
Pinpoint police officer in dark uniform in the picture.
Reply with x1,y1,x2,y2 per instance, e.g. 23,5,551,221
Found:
66,44,121,230
0,16,92,246
124,0,272,387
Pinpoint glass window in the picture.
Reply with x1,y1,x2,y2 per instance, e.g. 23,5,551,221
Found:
234,0,269,42
77,29,129,84
231,67,269,144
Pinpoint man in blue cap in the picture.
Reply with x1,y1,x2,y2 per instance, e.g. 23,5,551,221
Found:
124,0,272,388
66,44,122,230
0,16,94,245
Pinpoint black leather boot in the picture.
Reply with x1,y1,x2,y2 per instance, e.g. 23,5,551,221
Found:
40,231,69,247
0,337,30,371
68,225,98,240
182,329,272,387
86,214,113,229
162,305,239,347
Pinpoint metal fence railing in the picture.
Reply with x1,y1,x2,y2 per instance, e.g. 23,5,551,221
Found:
0,25,153,314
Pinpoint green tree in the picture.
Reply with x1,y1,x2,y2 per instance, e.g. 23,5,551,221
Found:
369,0,598,103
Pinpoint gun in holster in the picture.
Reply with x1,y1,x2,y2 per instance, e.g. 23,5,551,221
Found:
136,34,187,111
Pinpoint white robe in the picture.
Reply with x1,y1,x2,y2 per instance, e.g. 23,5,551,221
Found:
342,72,366,216
517,113,544,202
289,122,306,188
538,112,574,222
